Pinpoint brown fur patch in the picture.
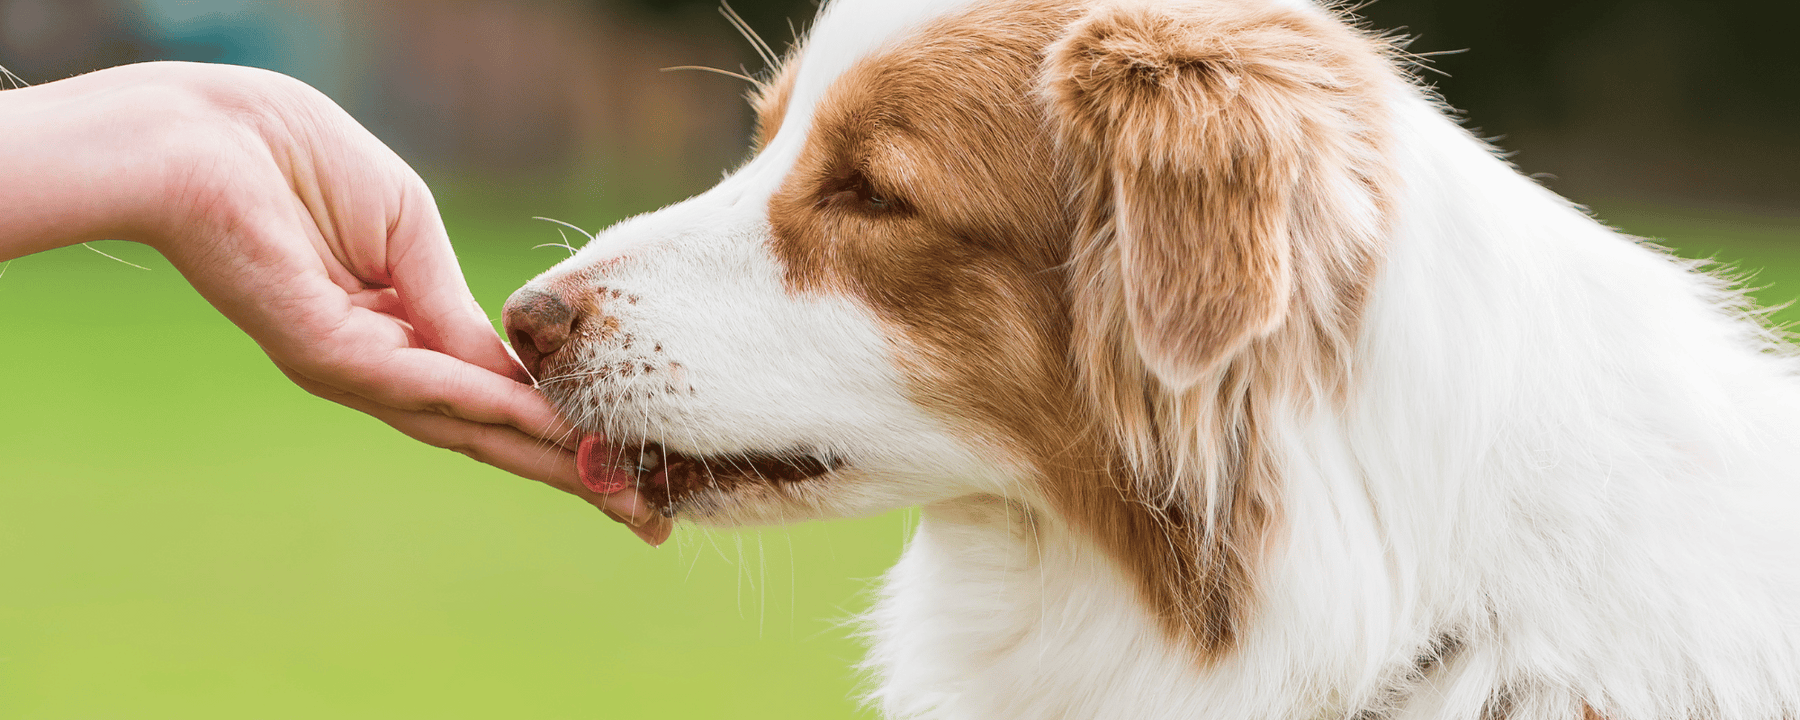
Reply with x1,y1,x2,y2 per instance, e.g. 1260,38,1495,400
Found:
749,58,797,151
763,0,1396,660
1045,0,1396,654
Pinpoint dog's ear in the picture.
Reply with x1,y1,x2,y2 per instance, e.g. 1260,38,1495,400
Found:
1044,1,1387,389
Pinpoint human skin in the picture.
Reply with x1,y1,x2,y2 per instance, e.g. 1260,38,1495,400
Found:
0,61,671,545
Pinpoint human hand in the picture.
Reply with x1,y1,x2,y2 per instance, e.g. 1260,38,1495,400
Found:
0,62,672,545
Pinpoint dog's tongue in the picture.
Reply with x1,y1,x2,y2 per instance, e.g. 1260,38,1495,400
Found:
575,435,674,548
577,435,637,494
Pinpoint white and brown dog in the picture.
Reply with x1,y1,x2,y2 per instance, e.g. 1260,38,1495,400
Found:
501,1,1800,717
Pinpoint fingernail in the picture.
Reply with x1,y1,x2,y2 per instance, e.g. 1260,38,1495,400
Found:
629,524,658,546
633,518,673,547
604,493,652,526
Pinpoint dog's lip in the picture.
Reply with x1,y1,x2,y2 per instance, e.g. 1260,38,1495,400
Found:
577,434,843,515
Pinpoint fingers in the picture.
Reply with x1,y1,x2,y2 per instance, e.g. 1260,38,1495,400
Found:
627,515,675,547
370,407,673,543
379,398,672,546
288,311,579,450
277,362,661,531
384,179,531,384
377,408,582,493
348,286,406,319
374,346,579,449
361,404,674,544
606,504,676,547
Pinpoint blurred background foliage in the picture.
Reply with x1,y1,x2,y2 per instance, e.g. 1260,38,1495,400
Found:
617,0,1800,209
3,0,1796,212
0,0,1795,718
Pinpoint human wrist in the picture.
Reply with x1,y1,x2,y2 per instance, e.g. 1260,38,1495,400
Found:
98,63,290,258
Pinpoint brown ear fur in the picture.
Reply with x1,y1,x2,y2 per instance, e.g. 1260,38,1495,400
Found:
1040,0,1396,656
1045,0,1391,388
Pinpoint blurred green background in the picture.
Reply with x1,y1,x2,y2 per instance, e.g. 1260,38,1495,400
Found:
0,186,919,719
1,0,1797,718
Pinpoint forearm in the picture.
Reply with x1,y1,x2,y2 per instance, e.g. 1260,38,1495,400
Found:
0,71,158,260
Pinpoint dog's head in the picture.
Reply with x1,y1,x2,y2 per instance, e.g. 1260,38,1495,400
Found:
506,0,1395,649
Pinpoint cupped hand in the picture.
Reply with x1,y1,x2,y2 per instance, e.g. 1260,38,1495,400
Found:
0,62,671,544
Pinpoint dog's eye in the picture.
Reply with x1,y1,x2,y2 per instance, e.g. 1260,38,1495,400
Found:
820,168,904,215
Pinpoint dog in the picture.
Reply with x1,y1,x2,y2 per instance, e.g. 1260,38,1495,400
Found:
501,0,1800,717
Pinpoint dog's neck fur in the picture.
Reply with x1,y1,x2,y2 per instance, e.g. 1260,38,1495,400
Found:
863,89,1800,720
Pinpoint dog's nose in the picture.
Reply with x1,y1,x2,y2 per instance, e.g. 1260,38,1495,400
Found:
502,285,581,381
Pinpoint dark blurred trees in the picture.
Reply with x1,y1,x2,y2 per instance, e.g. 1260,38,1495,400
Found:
1357,0,1798,142
608,0,1798,125
609,0,1798,208
0,0,152,82
613,0,816,62
1355,0,1799,208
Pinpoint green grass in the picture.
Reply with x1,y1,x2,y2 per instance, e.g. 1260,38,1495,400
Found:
0,191,1794,719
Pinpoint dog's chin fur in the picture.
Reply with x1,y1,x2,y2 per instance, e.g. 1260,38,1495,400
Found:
512,0,1800,718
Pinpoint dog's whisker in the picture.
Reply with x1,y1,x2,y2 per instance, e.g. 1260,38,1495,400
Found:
0,63,29,89
661,65,759,84
531,216,596,246
718,1,778,70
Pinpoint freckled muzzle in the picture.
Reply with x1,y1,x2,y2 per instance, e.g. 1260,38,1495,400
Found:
578,435,842,516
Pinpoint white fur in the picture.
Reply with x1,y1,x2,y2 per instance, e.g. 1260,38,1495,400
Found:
524,171,1014,524
518,0,1800,717
518,0,1010,525
864,87,1800,720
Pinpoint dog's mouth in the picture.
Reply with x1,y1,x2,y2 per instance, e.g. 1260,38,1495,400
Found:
577,435,842,516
